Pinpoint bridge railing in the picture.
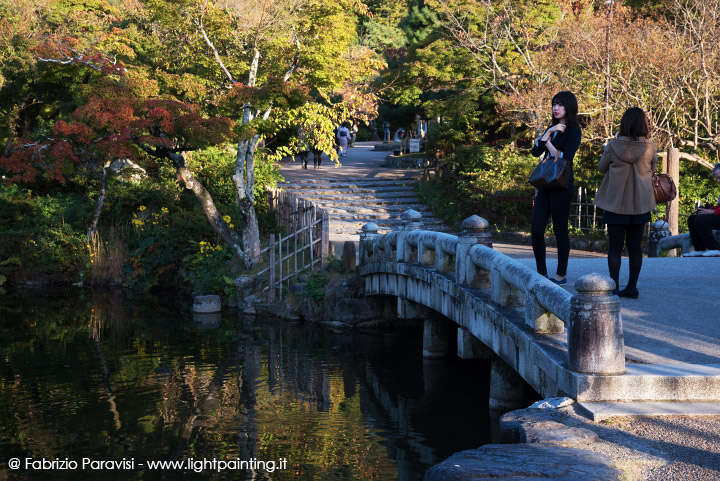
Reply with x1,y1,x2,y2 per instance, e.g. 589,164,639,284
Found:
359,210,625,375
360,212,569,334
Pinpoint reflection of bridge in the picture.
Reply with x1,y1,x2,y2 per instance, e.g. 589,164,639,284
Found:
357,211,720,420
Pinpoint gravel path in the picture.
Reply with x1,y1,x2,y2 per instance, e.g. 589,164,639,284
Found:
613,416,720,480
561,410,720,480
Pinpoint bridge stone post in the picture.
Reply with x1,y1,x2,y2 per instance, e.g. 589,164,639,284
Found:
647,220,670,257
359,222,380,264
455,215,492,288
489,357,535,412
457,327,494,359
397,209,423,263
396,300,451,360
418,237,434,266
568,274,625,375
423,315,450,359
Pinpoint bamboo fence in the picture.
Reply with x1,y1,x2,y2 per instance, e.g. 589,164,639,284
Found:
255,189,329,301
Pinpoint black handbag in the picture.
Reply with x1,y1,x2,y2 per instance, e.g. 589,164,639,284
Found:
529,155,570,190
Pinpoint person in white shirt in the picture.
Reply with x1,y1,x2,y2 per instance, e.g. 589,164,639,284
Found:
336,123,351,156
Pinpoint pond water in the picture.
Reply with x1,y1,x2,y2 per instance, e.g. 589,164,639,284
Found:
0,290,491,480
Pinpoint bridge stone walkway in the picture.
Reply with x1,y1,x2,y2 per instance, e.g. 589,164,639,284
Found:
519,254,720,419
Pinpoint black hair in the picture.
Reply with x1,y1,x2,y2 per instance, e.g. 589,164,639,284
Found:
618,107,650,140
550,91,579,129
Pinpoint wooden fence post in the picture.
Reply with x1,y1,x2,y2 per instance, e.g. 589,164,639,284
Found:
293,197,298,277
663,148,680,257
309,203,316,267
320,209,329,266
667,147,680,238
278,232,283,300
268,234,276,302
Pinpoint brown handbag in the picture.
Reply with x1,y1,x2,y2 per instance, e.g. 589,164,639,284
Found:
529,155,570,190
652,171,677,203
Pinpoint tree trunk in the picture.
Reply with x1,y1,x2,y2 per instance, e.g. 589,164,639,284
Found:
86,160,112,241
248,48,260,88
3,135,13,158
170,152,248,264
234,136,260,263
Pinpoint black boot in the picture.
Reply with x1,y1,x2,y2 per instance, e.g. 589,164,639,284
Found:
618,287,639,299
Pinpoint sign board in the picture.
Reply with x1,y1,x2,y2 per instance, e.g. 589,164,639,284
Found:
409,139,420,153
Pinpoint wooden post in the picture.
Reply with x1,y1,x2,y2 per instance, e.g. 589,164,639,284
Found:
592,189,597,229
576,187,581,228
320,209,330,267
668,147,680,245
278,233,283,300
268,234,276,302
302,199,307,270
309,204,316,267
293,197,298,278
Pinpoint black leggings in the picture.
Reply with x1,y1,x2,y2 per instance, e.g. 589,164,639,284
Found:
531,187,572,277
606,223,645,291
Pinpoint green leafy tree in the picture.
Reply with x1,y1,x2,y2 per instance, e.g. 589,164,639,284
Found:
165,0,379,263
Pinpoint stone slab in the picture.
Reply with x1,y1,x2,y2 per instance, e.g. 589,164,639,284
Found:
576,400,720,421
498,407,597,447
192,295,221,313
422,444,621,481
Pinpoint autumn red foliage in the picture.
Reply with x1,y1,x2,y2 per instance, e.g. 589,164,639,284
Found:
1,87,235,183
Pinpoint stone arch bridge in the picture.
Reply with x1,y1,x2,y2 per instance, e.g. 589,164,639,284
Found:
357,211,720,420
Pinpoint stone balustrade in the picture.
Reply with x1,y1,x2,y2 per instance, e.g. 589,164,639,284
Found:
359,210,624,378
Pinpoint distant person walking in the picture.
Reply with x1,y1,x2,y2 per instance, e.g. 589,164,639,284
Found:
530,91,582,285
337,123,350,157
593,107,657,298
350,122,358,147
311,148,323,169
297,127,309,169
684,163,720,256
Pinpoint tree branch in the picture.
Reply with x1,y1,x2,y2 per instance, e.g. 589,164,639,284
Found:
191,0,236,84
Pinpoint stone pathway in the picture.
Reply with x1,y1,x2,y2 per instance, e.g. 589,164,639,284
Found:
279,141,448,252
277,178,449,236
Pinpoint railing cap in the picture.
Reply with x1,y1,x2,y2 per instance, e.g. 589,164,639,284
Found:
360,222,380,234
401,209,422,220
462,215,489,232
574,273,616,294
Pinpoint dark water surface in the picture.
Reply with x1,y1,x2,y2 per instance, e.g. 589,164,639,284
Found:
0,290,491,480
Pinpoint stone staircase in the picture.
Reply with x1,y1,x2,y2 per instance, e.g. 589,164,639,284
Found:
277,178,450,236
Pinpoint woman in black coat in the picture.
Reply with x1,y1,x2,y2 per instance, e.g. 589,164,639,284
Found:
530,91,582,285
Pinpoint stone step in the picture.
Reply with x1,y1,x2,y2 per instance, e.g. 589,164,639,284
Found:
278,177,448,235
279,186,420,197
322,209,437,218
330,219,451,234
280,178,420,187
288,191,420,201
328,211,441,220
306,198,430,207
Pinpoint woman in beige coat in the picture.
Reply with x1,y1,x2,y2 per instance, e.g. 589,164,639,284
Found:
594,107,657,298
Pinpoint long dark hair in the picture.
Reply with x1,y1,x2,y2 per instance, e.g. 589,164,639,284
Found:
618,107,649,140
550,91,579,129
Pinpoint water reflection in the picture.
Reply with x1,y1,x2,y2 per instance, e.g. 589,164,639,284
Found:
0,290,491,480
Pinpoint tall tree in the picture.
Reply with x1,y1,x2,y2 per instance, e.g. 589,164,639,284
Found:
180,0,377,263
